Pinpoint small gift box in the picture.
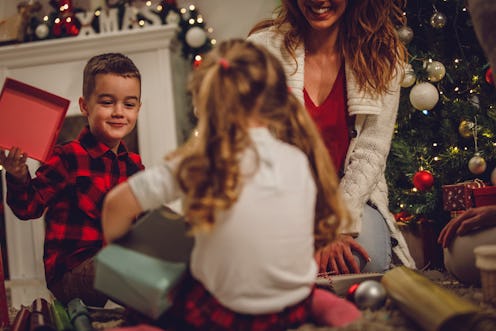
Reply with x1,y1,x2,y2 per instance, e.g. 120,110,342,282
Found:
473,186,496,207
442,180,486,211
94,206,194,319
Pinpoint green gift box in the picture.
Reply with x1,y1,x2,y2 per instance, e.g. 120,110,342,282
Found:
94,206,194,319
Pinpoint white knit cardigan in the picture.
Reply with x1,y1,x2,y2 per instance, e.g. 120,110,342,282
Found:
248,28,416,268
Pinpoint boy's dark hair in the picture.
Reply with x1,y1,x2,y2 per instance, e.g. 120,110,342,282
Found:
82,53,141,100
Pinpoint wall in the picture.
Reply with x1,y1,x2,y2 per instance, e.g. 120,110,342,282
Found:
0,0,279,42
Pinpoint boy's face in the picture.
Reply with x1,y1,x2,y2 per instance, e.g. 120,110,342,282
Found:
79,73,141,152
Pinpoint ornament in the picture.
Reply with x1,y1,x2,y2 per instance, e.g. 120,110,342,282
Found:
458,120,475,138
426,61,446,82
165,10,180,24
468,153,487,175
35,23,50,39
185,26,207,48
430,11,447,29
491,168,496,186
193,56,203,68
409,82,439,111
486,67,494,86
349,280,387,310
397,25,413,44
488,105,496,120
413,170,434,191
400,63,416,88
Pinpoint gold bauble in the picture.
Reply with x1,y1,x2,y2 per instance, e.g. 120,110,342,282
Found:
458,120,474,138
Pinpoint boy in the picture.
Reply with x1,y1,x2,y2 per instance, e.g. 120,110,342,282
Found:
0,53,144,306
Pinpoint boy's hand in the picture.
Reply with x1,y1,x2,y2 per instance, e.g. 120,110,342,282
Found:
0,147,29,182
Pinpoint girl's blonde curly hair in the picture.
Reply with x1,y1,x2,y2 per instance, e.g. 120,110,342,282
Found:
170,39,350,248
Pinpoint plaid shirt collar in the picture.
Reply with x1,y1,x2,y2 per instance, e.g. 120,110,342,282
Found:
77,126,129,159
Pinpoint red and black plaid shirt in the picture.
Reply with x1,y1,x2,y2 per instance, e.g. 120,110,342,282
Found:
6,126,144,285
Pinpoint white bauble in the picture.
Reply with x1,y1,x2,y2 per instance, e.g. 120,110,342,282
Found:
35,23,50,39
409,82,439,110
401,63,416,88
427,61,446,82
185,26,207,48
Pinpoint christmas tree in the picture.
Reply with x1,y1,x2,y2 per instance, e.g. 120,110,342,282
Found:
386,0,496,226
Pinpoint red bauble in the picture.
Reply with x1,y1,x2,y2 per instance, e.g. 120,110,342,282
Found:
346,283,360,302
486,67,494,86
413,170,434,191
193,57,202,68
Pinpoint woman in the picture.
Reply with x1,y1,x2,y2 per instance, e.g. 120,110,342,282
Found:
249,0,415,273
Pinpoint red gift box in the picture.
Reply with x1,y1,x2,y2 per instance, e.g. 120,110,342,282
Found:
473,186,496,207
0,78,70,162
442,180,486,211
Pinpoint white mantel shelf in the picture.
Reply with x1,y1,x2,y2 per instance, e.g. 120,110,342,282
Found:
0,24,180,69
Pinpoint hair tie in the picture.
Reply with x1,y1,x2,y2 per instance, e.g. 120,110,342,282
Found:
219,58,230,70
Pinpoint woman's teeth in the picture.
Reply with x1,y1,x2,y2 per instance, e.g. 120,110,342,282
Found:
310,6,330,14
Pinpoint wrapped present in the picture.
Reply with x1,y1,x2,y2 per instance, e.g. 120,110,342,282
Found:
398,220,443,269
94,206,194,319
473,186,496,207
442,179,486,211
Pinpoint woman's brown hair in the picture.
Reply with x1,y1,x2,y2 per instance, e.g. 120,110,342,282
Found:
249,0,408,96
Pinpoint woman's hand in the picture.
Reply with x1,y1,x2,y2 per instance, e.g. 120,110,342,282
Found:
315,234,370,274
0,147,29,182
438,206,496,248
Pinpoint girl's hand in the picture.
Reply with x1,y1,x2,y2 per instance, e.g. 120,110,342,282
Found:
0,147,29,182
315,234,369,274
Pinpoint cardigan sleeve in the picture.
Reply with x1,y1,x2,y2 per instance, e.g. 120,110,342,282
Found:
339,73,401,234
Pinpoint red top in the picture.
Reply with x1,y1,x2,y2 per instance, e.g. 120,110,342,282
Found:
6,126,144,285
304,66,352,175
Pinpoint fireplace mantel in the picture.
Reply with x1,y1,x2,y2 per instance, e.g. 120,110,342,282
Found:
0,24,179,69
0,24,191,307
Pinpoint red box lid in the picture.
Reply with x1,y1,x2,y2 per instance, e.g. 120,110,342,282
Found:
0,78,70,162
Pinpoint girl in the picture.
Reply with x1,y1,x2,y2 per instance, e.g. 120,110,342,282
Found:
102,39,359,330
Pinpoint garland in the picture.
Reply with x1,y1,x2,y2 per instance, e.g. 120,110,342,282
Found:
16,0,213,62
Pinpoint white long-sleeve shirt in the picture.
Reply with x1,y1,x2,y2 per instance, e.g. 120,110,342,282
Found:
128,127,318,314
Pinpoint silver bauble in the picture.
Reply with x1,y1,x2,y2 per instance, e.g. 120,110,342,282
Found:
397,25,414,44
354,280,387,310
430,12,447,29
